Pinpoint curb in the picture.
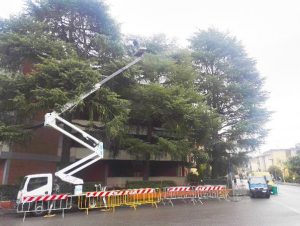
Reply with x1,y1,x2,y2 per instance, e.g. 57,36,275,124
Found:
0,201,16,216
0,208,16,216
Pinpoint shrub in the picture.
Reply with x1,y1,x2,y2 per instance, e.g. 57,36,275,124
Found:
83,181,103,192
202,178,227,185
125,180,176,189
186,173,199,184
0,185,19,201
186,173,227,185
55,180,103,193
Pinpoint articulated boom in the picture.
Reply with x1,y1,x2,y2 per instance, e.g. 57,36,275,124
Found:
44,112,103,185
43,48,146,186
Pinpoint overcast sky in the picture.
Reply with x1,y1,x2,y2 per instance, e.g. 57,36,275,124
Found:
1,0,300,153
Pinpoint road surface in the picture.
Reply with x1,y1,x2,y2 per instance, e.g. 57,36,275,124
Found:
1,184,300,226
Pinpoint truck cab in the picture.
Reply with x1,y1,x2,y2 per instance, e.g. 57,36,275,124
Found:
17,174,53,203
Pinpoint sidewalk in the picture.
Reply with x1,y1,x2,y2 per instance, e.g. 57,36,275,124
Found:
277,181,300,187
0,207,16,216
0,201,16,216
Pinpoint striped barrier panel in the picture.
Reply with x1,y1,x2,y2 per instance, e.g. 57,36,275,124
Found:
195,185,225,191
17,194,72,222
194,185,229,200
22,194,69,203
162,186,196,206
162,185,230,206
120,188,159,209
78,191,114,214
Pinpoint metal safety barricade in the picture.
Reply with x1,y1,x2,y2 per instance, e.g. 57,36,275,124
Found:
162,186,196,206
122,188,160,209
78,188,161,214
17,194,72,222
218,188,231,200
78,190,118,215
194,185,229,200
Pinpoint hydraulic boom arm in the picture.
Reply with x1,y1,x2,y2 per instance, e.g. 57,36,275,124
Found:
44,48,146,185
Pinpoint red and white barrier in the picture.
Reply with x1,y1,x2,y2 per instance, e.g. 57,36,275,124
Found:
129,188,155,194
194,185,228,201
86,191,119,197
18,193,72,221
86,188,155,198
22,194,68,203
195,185,225,191
167,186,191,192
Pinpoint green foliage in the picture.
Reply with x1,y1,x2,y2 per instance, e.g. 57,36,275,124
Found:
125,81,210,160
284,175,300,183
190,28,270,177
0,17,76,71
0,185,19,201
0,0,127,151
186,172,199,184
125,180,176,189
288,154,300,175
230,152,250,167
126,34,177,56
192,151,210,165
268,165,283,180
186,173,227,185
0,123,29,143
26,0,121,60
119,46,213,180
202,178,227,185
83,181,103,192
29,58,100,111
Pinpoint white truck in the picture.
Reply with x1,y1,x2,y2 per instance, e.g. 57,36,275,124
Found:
16,48,146,207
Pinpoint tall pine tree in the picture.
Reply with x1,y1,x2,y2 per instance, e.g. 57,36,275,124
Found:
190,29,270,178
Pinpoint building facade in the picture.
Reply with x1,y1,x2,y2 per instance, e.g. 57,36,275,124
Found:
0,120,187,186
249,147,299,179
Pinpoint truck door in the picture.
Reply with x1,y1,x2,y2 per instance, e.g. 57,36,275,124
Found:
20,174,52,199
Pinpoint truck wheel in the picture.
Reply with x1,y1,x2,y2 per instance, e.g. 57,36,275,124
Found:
33,203,46,217
266,194,270,199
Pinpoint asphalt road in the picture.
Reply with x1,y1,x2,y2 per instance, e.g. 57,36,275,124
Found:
1,184,300,226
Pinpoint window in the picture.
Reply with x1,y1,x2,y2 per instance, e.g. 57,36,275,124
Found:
27,177,48,192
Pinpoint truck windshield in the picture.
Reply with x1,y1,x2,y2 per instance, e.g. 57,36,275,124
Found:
19,176,28,190
250,177,266,184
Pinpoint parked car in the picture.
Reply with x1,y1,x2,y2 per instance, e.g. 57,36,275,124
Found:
248,176,271,198
250,171,275,191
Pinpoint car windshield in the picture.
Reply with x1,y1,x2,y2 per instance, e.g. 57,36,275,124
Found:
250,177,266,184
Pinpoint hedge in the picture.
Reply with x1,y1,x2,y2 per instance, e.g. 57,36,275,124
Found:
56,181,103,193
186,173,227,185
125,180,176,189
0,185,19,201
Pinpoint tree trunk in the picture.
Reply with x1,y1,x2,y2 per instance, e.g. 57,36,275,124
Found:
143,123,153,181
211,146,220,179
211,158,219,179
143,153,150,181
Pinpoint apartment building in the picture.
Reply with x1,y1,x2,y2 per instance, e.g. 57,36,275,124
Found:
249,147,299,179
